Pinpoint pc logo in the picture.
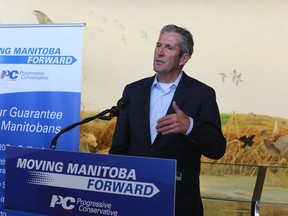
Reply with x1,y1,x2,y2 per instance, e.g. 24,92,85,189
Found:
0,70,19,80
50,195,76,211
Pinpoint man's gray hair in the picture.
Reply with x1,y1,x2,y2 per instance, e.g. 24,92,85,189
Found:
160,24,194,57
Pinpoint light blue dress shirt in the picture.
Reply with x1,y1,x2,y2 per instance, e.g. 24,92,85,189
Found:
150,72,193,143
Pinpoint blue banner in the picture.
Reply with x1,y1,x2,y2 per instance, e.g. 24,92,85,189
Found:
0,23,84,215
5,147,176,216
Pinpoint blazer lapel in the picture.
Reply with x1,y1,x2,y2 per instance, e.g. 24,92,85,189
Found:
140,76,155,145
166,72,190,115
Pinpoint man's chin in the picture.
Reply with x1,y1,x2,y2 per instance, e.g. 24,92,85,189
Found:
153,66,165,73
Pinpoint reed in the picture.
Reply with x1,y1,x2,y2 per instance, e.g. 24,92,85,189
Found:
80,111,288,167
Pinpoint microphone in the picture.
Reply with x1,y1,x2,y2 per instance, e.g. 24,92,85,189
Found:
50,97,129,150
108,96,130,118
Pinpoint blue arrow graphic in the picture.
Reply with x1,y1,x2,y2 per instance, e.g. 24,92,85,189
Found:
0,55,77,65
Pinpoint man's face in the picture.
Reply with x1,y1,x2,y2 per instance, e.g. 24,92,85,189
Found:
153,32,184,77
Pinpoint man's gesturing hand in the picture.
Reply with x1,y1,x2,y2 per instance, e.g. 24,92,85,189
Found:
156,101,190,135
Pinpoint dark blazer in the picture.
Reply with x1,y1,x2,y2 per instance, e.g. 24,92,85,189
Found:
110,72,226,216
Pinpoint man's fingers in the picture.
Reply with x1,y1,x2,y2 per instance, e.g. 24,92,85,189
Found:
172,101,181,113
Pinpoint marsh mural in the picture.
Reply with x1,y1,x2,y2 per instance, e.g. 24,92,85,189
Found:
1,1,288,215
1,0,288,166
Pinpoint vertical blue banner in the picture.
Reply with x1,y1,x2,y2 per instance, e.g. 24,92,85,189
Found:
0,23,84,215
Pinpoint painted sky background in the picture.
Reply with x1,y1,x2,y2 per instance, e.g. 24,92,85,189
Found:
1,0,288,118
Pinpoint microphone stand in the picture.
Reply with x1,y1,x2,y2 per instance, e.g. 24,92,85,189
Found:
50,109,114,150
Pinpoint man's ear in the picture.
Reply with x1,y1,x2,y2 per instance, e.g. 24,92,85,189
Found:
179,53,191,66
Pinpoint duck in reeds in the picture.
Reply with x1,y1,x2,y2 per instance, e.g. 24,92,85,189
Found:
260,130,288,162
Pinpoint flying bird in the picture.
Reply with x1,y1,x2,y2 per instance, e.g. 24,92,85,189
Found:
33,10,54,24
121,34,127,44
238,135,255,148
219,70,243,85
230,69,243,86
140,30,149,41
219,73,226,82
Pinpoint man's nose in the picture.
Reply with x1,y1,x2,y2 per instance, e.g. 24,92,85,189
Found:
156,47,164,56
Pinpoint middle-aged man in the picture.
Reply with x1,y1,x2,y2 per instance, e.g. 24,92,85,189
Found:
109,24,226,216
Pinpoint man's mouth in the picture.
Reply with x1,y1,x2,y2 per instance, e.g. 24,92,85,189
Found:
155,59,165,63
